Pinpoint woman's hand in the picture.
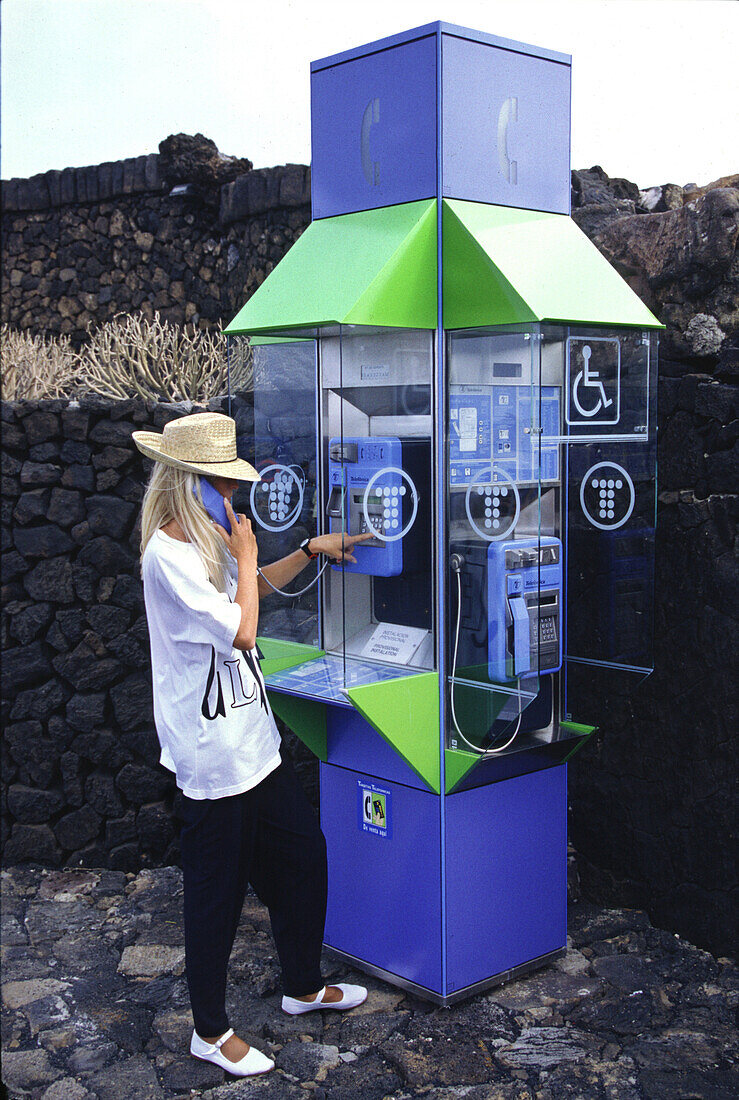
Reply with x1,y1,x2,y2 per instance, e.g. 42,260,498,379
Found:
308,531,374,564
213,498,258,568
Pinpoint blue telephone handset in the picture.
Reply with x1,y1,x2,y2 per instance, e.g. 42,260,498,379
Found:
193,477,231,534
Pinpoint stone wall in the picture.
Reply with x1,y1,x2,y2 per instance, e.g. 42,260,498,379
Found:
568,355,738,958
1,147,737,957
0,394,317,875
1,135,310,344
566,168,738,959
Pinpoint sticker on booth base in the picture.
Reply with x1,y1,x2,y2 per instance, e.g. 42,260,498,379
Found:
357,780,392,839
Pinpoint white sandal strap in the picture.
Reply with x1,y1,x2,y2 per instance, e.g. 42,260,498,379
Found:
213,1028,234,1050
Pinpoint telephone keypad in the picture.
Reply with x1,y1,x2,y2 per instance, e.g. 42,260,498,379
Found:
367,482,405,534
539,616,556,642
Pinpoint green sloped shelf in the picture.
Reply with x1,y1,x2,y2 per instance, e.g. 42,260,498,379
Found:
266,691,328,762
257,637,325,677
346,672,441,793
560,721,598,761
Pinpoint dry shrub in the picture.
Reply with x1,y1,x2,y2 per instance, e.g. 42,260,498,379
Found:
77,313,253,402
0,325,83,400
1,314,254,403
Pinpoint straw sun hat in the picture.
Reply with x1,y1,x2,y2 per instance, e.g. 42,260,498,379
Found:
132,412,260,482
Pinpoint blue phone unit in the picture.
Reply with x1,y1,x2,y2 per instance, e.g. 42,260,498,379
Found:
194,478,231,534
327,437,404,576
488,536,563,681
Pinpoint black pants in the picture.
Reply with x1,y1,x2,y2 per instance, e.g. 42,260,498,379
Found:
180,748,327,1037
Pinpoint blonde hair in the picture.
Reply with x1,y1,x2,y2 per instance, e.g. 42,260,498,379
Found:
139,462,231,592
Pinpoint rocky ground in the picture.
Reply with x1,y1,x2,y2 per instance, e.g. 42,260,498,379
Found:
1,867,736,1100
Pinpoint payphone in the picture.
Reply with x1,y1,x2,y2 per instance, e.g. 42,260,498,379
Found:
224,20,660,1006
488,536,563,682
326,436,420,576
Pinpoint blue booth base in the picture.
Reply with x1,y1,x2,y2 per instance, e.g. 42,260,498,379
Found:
324,943,565,1008
319,757,568,1004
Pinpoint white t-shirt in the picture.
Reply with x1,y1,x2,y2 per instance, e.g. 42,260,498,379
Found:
142,529,281,799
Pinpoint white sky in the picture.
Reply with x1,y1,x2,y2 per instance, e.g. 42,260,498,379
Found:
2,0,737,188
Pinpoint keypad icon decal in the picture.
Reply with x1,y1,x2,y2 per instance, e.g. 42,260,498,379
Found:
249,464,305,532
464,466,520,541
362,467,418,543
579,461,635,531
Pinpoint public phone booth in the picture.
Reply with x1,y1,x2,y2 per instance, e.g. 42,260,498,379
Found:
224,22,660,1004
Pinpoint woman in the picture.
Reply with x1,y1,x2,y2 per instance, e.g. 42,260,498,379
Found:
133,412,369,1077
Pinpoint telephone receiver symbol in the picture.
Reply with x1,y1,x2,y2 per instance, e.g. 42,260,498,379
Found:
497,96,518,185
361,97,380,186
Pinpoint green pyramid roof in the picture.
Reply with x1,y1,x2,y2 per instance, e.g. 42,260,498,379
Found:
225,196,662,338
225,199,437,335
443,199,663,330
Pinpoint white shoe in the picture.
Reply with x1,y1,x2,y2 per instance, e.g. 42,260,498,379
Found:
190,1028,274,1076
281,984,368,1015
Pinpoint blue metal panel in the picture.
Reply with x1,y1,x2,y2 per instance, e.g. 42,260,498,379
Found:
441,33,571,213
310,35,437,219
310,22,570,72
321,762,443,993
325,705,433,791
311,22,441,71
444,765,567,994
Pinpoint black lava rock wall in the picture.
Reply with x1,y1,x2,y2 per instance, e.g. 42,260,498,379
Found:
0,394,317,875
1,148,737,958
568,351,738,958
2,370,736,955
1,137,310,344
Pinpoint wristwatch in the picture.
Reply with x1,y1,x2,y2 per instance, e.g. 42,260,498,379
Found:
299,537,319,560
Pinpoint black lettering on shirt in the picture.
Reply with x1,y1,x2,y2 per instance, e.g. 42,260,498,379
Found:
223,659,257,708
201,646,226,720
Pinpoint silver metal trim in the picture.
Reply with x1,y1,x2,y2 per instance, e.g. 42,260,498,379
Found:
323,944,565,1007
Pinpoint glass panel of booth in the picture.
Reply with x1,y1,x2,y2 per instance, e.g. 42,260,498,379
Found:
228,328,438,708
547,324,658,727
322,325,436,694
446,327,552,774
229,336,322,650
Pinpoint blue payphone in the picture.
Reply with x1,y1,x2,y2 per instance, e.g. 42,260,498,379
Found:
224,21,660,1006
326,433,432,637
488,536,563,681
327,436,408,576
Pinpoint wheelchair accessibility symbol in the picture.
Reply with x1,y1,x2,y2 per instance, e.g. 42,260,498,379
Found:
567,337,620,426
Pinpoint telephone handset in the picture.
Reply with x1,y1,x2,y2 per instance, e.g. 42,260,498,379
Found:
361,97,381,187
193,477,231,534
